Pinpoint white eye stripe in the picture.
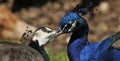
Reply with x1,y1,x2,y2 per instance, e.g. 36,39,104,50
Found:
45,27,52,31
68,21,76,31
61,24,67,32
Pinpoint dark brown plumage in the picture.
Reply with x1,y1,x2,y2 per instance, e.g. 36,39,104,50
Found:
0,27,57,61
0,42,45,61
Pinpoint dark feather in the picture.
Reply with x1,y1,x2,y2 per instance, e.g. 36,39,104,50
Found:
0,42,45,61
72,0,105,15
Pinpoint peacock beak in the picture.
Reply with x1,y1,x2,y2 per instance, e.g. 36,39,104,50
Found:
56,28,63,36
55,26,66,36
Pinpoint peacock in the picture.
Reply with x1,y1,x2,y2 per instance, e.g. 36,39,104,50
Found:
56,1,120,61
0,27,56,61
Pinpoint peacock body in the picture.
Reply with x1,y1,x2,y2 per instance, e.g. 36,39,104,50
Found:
0,27,56,61
57,12,120,61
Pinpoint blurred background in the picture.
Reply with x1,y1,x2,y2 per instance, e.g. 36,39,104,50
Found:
0,0,120,61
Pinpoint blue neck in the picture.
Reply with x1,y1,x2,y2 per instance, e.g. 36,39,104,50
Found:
69,21,89,45
67,23,89,61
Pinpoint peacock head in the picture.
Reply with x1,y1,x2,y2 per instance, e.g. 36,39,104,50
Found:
32,27,57,46
57,12,88,35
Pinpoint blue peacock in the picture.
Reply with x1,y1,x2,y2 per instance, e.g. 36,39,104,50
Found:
56,1,120,61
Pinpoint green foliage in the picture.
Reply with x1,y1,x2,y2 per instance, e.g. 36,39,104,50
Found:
0,39,5,42
46,48,69,61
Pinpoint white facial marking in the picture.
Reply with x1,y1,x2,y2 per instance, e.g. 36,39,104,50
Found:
45,27,52,31
32,27,56,46
68,21,76,31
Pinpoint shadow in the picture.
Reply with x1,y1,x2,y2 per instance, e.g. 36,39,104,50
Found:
12,0,57,12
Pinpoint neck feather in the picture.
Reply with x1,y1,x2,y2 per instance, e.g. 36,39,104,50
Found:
67,23,89,61
29,41,50,61
69,23,89,44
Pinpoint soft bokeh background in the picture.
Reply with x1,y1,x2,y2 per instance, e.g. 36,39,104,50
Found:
0,0,120,61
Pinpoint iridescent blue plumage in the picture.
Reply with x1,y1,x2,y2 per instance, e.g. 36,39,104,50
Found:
59,12,88,33
59,12,84,26
57,0,120,61
57,12,120,61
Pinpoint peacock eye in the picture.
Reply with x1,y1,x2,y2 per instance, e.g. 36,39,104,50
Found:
40,27,47,31
40,27,52,33
65,24,72,30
